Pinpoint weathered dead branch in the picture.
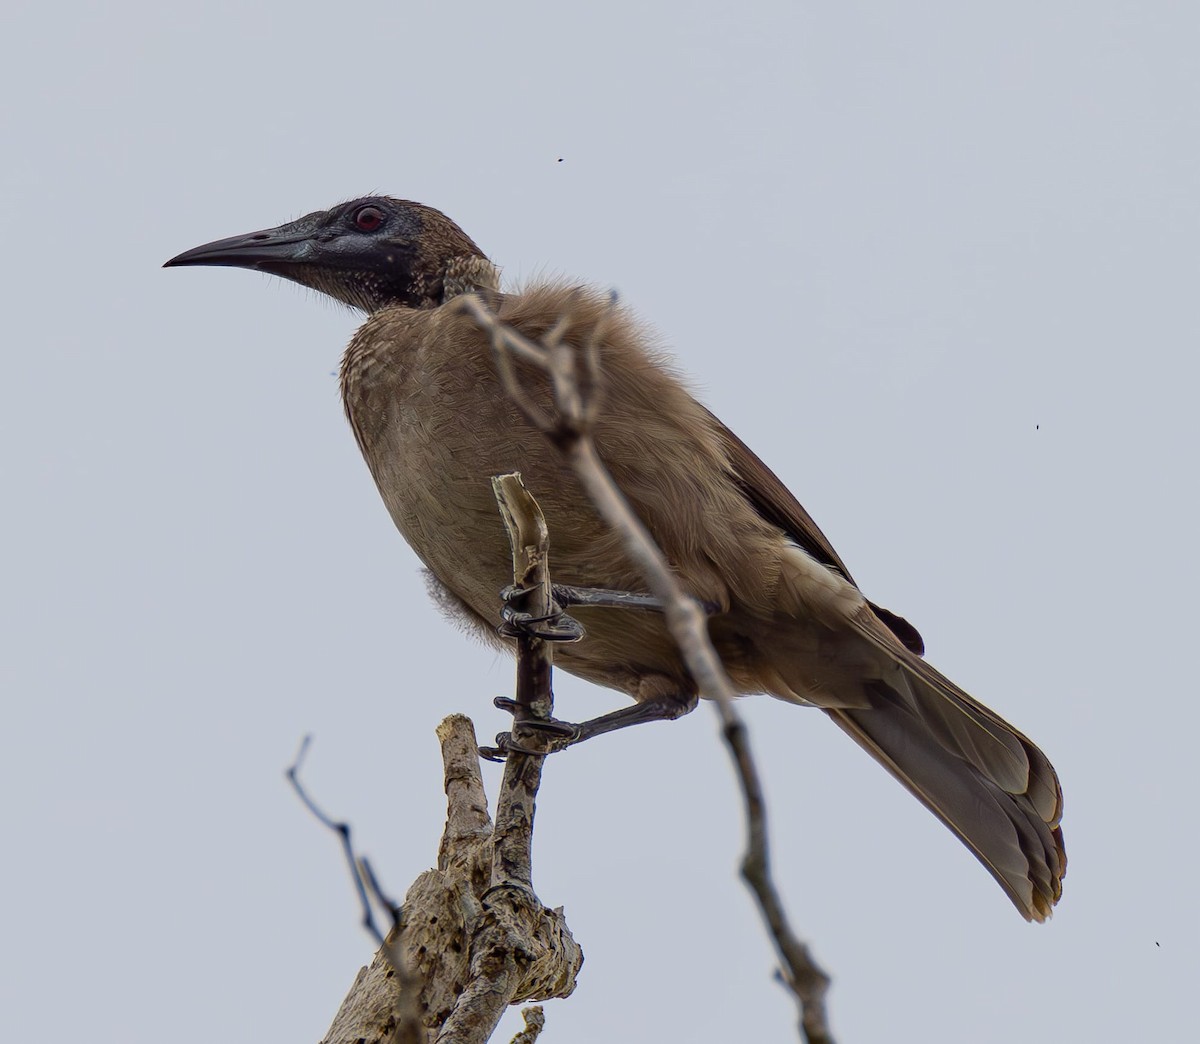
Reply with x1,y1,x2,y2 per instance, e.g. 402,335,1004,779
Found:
305,475,581,1044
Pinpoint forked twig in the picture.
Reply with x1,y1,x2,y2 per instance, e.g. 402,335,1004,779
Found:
455,292,835,1044
286,736,426,1044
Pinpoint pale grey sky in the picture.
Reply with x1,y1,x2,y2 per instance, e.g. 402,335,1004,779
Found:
3,2,1197,1040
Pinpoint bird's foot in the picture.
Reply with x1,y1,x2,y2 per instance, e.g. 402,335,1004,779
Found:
498,584,585,642
477,693,698,761
478,725,579,761
479,698,581,760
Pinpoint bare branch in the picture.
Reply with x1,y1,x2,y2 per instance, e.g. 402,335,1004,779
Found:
437,714,493,871
434,475,582,1044
287,736,392,944
492,472,556,729
454,291,834,1043
287,738,427,1044
724,716,835,1044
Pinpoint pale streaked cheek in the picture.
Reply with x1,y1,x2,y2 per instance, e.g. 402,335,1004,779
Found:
305,268,387,314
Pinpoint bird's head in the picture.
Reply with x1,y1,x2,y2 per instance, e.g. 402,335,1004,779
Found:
163,197,497,313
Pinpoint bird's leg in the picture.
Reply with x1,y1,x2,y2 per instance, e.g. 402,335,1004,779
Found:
484,581,714,759
551,584,664,612
499,584,720,645
552,584,722,616
480,691,700,760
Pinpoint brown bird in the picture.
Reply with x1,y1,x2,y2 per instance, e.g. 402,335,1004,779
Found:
165,197,1065,920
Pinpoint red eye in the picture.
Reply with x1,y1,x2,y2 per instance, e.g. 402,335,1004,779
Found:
353,205,385,232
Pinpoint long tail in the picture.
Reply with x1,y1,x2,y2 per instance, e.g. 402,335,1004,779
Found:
828,625,1066,919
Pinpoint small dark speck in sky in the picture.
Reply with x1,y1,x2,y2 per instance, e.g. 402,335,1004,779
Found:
557,157,564,162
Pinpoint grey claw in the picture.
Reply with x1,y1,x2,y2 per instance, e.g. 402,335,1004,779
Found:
497,609,585,642
490,730,545,757
492,698,580,739
518,718,579,739
498,585,586,642
486,725,577,757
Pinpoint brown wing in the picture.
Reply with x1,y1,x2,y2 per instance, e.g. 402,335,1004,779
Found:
705,407,926,655
710,409,1064,917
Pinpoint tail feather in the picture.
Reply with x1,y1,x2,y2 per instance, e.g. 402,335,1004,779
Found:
828,675,1066,921
895,655,1064,828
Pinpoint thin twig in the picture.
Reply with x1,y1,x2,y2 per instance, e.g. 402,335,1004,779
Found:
286,737,427,1044
487,472,554,889
455,292,834,1044
286,735,398,947
724,716,834,1044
